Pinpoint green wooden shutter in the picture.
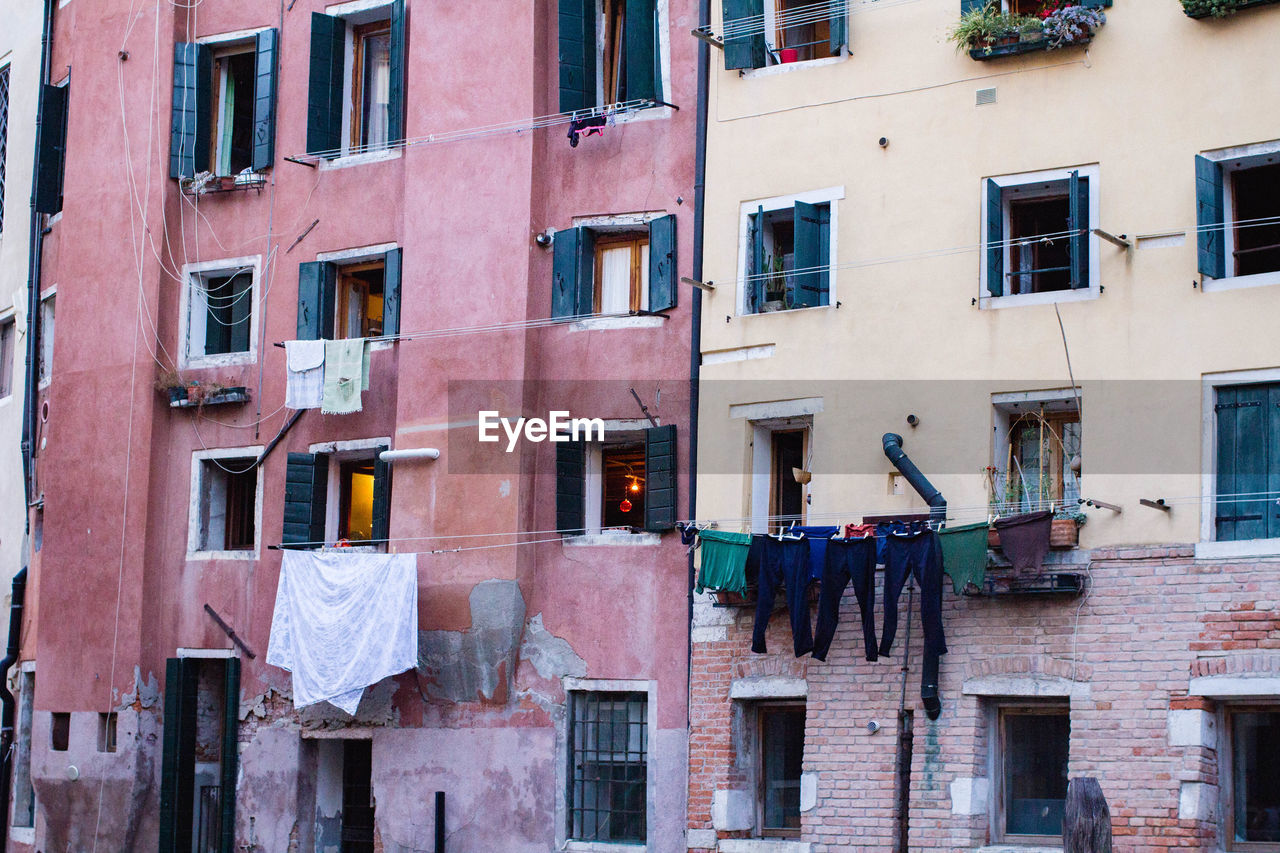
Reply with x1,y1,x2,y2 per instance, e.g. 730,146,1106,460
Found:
170,43,211,179
1068,170,1089,289
648,214,677,312
372,451,391,543
1078,0,1111,8
643,424,677,531
792,201,829,308
383,248,402,336
307,13,345,157
960,0,985,12
297,261,336,340
218,658,240,853
158,657,199,853
1270,385,1280,540
723,0,767,70
283,452,329,547
552,227,595,318
1215,386,1270,543
389,0,407,144
228,273,253,352
556,440,586,535
559,0,597,113
985,178,1004,297
34,84,69,213
252,29,279,172
829,0,848,55
1195,155,1225,279
750,205,765,312
626,0,660,102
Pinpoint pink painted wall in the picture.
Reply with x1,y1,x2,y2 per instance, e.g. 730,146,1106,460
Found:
30,0,697,847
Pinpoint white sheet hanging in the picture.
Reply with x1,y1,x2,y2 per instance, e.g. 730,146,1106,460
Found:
284,340,326,409
266,550,418,714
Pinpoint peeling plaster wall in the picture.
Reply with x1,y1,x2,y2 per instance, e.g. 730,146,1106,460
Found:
418,579,527,704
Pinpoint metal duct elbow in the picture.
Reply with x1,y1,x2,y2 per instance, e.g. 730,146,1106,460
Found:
882,433,946,523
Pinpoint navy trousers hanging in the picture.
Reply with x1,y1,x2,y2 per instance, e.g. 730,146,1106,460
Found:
751,537,814,657
812,536,878,662
879,529,947,720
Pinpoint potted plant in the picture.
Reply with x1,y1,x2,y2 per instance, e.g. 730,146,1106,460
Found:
1181,0,1246,16
949,4,1029,53
1019,16,1047,43
154,368,190,405
1043,4,1105,48
762,254,788,311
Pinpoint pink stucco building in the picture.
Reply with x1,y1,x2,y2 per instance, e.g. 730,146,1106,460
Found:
15,0,699,849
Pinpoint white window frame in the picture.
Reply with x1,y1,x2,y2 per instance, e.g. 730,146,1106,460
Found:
1197,366,1280,558
756,0,848,70
309,437,390,550
979,165,1101,310
568,213,668,331
730,397,822,534
557,677,657,853
178,255,261,368
187,446,264,560
0,310,16,402
316,242,398,349
37,287,54,389
196,28,271,177
1201,140,1280,293
317,0,402,169
736,187,843,317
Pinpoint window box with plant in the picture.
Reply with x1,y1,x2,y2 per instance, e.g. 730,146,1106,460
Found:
988,399,1084,548
950,1,1108,61
1182,0,1280,18
156,369,250,409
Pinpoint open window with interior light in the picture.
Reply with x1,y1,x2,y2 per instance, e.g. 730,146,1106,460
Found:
282,444,392,548
992,701,1070,843
1197,145,1280,288
190,453,260,556
305,3,405,159
556,425,677,536
1224,706,1280,850
296,250,401,341
991,392,1081,515
721,0,847,71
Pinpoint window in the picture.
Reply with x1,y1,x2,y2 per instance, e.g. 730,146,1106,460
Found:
38,293,54,385
992,393,1082,514
995,703,1070,842
282,444,392,548
551,215,677,320
559,0,663,113
12,671,35,829
1197,146,1280,287
1226,707,1280,849
158,656,240,853
341,739,376,851
771,429,806,528
50,712,69,751
748,414,811,533
0,316,15,398
306,3,405,159
567,691,648,843
210,47,256,176
184,263,255,362
191,455,259,555
170,32,277,179
556,424,677,536
34,82,68,214
759,703,805,836
595,234,650,314
296,249,401,341
337,261,387,339
1213,382,1280,543
737,191,841,315
722,0,847,71
984,168,1094,300
98,712,118,753
302,738,375,853
0,64,9,233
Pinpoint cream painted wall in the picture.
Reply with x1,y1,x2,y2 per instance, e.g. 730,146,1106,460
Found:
0,1,43,588
698,2,1280,548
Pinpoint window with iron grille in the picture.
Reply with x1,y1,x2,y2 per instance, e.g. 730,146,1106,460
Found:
567,691,647,843
0,64,9,234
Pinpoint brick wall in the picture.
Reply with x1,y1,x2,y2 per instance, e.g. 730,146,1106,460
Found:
688,545,1280,852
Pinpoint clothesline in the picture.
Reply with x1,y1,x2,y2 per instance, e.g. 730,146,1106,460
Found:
272,311,646,350
711,0,919,41
290,98,671,162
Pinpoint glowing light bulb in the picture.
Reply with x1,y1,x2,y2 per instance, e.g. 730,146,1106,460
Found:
620,498,633,513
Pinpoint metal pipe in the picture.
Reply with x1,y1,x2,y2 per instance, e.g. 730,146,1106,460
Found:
378,447,441,462
881,433,946,523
